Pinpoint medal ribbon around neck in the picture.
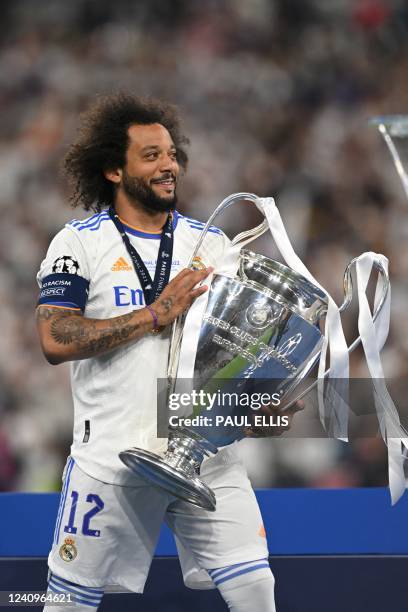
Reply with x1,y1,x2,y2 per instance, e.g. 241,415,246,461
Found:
108,206,174,305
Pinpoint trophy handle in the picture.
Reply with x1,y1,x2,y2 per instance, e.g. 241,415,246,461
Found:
338,256,389,319
370,115,408,201
284,256,390,409
168,192,268,384
187,192,268,266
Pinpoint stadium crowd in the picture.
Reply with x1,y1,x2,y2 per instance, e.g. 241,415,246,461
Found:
0,0,407,492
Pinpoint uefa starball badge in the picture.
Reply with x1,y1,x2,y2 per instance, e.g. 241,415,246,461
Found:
119,192,406,511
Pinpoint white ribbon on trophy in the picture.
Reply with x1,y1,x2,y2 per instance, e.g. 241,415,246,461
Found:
177,194,408,504
354,254,408,503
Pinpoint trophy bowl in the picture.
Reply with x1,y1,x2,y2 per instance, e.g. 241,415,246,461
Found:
120,250,330,511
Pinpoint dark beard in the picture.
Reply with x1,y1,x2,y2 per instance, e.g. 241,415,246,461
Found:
121,169,177,213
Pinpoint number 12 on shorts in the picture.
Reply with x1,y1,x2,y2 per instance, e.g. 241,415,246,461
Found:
64,491,104,537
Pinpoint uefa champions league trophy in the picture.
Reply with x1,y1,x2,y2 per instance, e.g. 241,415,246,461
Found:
371,115,408,201
119,193,390,511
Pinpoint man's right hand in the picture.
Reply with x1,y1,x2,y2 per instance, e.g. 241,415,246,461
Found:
152,267,213,327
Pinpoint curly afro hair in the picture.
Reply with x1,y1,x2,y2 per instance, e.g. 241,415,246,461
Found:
63,93,189,212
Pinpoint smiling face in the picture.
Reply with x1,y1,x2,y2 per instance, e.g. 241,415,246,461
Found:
115,123,180,213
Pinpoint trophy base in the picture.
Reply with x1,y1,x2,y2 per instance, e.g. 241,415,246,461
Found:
119,448,217,511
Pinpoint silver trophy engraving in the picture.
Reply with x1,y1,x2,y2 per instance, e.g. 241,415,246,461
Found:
119,194,390,511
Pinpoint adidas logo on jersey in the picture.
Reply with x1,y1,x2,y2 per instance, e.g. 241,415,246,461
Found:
112,257,132,272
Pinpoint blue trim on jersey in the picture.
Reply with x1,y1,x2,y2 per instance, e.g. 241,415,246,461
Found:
50,575,103,599
52,458,70,545
87,216,110,231
78,212,108,224
208,558,267,579
79,214,110,232
122,225,162,239
182,215,205,225
50,573,103,594
68,209,223,235
49,581,102,602
54,458,74,545
121,210,180,239
48,584,100,607
69,212,102,228
211,562,270,586
68,212,111,233
69,208,224,236
178,214,223,235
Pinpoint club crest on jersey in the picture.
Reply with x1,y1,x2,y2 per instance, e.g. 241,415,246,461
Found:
59,537,78,562
52,256,80,275
191,256,206,271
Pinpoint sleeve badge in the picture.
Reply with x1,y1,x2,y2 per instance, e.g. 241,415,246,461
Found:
52,256,80,275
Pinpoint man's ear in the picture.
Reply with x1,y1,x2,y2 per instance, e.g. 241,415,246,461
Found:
104,168,122,184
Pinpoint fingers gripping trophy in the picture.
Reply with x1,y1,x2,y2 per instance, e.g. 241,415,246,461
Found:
119,193,407,511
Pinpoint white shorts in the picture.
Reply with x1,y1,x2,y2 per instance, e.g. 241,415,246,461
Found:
48,455,269,593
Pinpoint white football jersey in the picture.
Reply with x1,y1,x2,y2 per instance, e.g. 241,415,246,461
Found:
37,210,237,485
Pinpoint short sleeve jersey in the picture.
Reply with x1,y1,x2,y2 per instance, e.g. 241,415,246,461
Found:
37,210,232,485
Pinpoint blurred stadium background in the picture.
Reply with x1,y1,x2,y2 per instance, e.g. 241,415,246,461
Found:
0,0,407,494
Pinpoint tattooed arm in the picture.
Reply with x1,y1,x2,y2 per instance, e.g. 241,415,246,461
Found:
36,266,212,364
36,307,153,364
